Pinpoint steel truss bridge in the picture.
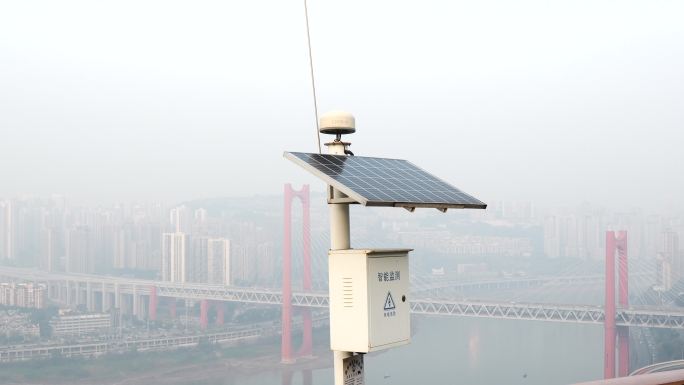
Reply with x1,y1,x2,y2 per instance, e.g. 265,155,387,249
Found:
2,266,684,330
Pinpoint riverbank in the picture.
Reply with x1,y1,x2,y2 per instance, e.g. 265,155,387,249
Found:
0,330,332,385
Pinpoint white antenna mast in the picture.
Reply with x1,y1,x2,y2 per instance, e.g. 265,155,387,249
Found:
303,0,322,154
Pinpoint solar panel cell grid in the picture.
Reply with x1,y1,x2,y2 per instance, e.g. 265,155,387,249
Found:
284,152,486,209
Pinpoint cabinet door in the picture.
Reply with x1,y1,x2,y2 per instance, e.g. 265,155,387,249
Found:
367,256,410,350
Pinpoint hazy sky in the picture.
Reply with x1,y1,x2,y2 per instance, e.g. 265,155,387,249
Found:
1,1,682,210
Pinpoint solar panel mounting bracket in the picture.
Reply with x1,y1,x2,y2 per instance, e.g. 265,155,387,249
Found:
394,203,463,211
327,186,360,204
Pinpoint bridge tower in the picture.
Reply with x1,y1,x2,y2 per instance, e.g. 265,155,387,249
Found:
605,230,629,378
282,183,313,363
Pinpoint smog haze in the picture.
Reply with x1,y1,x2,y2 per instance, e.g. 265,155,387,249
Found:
1,0,682,210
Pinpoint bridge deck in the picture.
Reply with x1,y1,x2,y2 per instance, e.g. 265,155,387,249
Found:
2,267,683,329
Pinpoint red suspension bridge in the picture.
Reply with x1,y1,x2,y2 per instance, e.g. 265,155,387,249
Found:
0,185,682,380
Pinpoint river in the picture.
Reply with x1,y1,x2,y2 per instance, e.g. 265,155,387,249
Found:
192,315,604,385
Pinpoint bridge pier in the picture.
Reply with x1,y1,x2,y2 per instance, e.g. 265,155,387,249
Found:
62,282,67,303
215,302,224,326
47,282,54,299
200,299,209,330
114,283,121,311
169,298,177,319
119,293,127,315
133,286,140,319
77,283,84,306
102,283,110,312
80,283,87,307
126,294,134,316
149,286,157,321
86,282,94,312
66,280,72,306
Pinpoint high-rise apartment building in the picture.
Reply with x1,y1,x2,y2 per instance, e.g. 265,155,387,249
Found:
162,232,189,282
230,244,253,285
170,205,191,233
114,223,163,271
13,202,44,267
40,227,58,272
543,215,562,258
66,226,94,273
113,227,128,269
190,236,208,283
661,231,681,285
90,212,115,273
194,208,208,231
255,241,275,285
208,238,231,285
0,200,15,260
138,223,162,270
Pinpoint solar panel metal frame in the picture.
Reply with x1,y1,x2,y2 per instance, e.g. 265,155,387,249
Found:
284,151,487,210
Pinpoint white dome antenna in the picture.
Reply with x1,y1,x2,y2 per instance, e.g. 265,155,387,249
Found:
320,111,356,141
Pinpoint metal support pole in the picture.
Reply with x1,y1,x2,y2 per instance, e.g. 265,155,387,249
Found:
604,231,616,379
329,191,350,250
328,141,355,385
328,142,350,251
617,231,629,377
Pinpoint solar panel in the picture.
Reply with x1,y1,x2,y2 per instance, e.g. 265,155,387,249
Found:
284,152,486,210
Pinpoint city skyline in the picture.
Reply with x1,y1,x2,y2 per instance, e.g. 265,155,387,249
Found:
0,186,683,384
1,192,681,282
